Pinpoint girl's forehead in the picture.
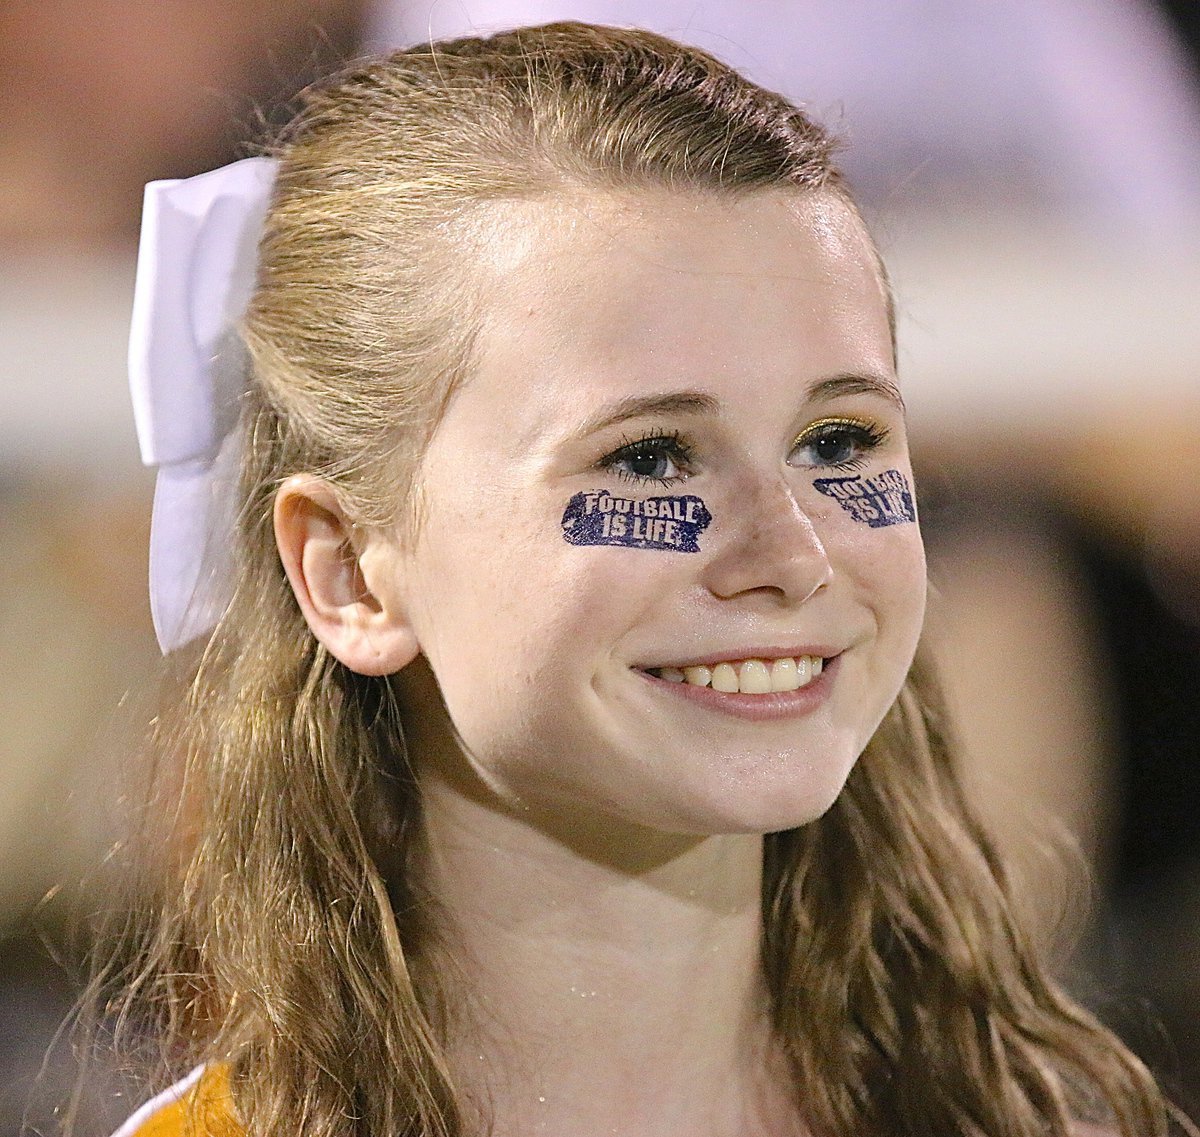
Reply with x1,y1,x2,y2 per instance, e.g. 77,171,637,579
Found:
472,186,876,293
462,189,893,414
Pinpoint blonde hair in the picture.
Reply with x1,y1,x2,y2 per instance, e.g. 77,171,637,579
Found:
101,22,1172,1137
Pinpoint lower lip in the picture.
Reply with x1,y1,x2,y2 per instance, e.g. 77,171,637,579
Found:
635,656,838,722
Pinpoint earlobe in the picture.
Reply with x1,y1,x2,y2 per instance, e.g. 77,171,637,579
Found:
273,475,419,676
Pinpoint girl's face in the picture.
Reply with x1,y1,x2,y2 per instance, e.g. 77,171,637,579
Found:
388,189,925,838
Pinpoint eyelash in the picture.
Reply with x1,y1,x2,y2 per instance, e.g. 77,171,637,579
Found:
595,416,890,485
597,430,695,487
789,417,889,472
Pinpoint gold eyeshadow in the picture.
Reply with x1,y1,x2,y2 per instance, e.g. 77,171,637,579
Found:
792,414,883,444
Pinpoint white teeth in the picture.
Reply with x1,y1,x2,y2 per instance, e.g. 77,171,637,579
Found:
738,659,772,694
769,658,799,692
710,662,739,692
653,656,827,695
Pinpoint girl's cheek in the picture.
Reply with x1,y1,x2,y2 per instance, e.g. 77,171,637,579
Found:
809,467,917,530
808,474,925,593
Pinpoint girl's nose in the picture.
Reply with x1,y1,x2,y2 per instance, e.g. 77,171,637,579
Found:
701,475,833,606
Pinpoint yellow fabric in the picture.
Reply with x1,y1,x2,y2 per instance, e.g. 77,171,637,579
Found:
127,1066,242,1137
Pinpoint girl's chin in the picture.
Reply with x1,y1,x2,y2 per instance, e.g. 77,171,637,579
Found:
606,771,857,840
632,738,863,837
489,769,854,849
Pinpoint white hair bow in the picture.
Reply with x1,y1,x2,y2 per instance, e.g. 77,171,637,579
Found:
128,156,279,654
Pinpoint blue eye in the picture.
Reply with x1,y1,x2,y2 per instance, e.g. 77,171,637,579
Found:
788,417,889,471
598,431,694,486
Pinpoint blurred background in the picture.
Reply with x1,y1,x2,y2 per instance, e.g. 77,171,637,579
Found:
2,1,1198,1132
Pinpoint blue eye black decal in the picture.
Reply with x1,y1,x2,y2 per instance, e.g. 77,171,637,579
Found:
562,490,712,551
813,468,916,527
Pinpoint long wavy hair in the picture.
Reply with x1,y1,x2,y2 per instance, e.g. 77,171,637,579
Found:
91,22,1175,1137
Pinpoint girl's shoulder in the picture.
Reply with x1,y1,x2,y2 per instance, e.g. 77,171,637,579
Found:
111,1065,242,1137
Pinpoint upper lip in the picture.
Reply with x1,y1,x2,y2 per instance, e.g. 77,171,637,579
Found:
636,646,842,670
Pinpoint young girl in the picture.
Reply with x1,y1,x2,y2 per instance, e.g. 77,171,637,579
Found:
107,21,1177,1137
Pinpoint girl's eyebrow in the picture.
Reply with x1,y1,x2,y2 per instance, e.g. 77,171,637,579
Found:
571,391,721,442
809,372,905,412
569,372,903,444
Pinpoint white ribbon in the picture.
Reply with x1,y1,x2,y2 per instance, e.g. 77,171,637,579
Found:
128,156,279,653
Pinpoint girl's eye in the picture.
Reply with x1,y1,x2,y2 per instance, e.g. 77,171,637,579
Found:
598,431,694,486
788,417,889,471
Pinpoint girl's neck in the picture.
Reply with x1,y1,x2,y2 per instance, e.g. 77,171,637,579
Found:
415,770,806,1137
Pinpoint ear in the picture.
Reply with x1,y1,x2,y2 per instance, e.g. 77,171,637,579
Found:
274,474,419,676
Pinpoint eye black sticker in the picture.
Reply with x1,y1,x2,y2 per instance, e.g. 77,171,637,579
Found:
561,490,712,552
813,468,916,527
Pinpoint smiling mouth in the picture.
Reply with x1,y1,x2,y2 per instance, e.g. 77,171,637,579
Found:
640,655,826,696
